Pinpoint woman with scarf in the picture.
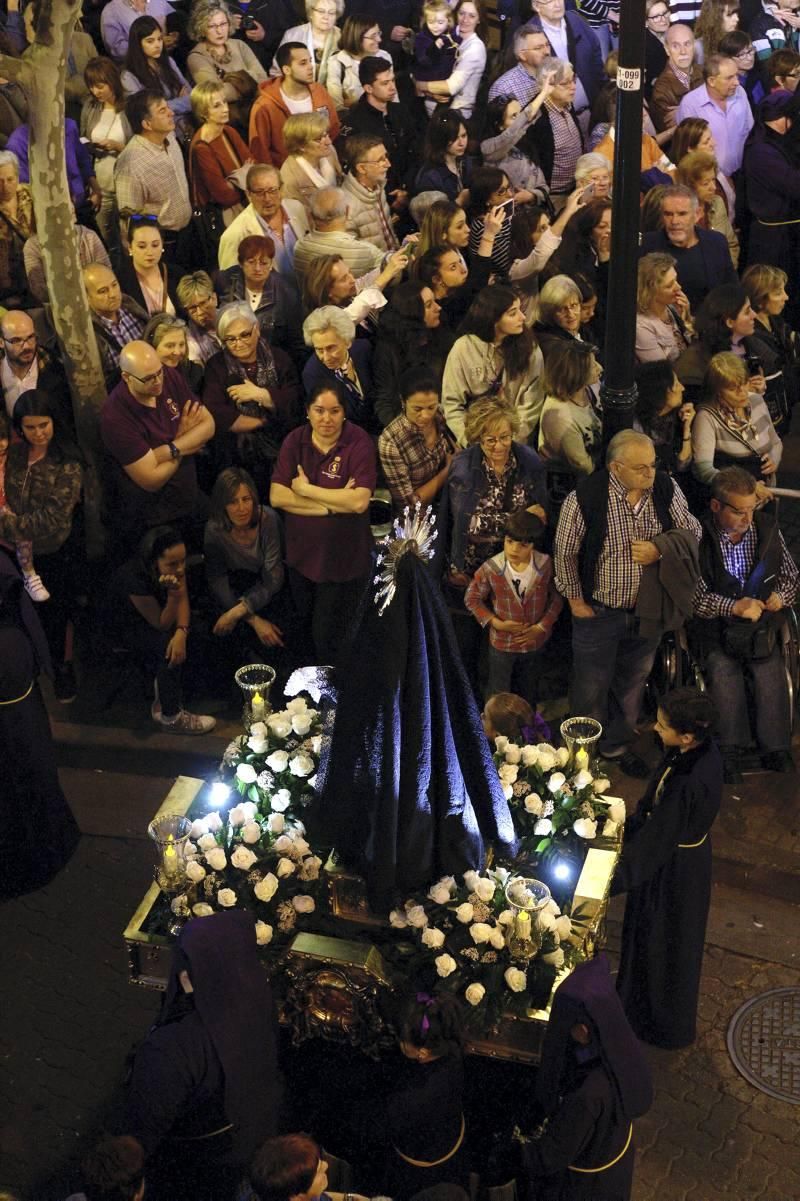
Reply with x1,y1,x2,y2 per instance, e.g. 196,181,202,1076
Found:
519,953,653,1199
611,688,722,1049
202,302,302,499
125,910,282,1201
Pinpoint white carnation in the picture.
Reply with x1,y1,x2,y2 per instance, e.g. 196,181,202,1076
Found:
217,888,237,908
470,922,492,945
406,904,428,928
524,792,543,815
242,820,262,844
504,743,522,764
534,818,553,836
236,763,257,784
292,894,315,914
231,846,257,871
474,877,495,903
573,817,598,839
206,848,227,871
435,953,457,978
421,926,445,949
186,859,206,883
276,857,296,878
271,789,291,812
547,771,567,793
266,750,289,772
465,983,486,1006
455,902,474,923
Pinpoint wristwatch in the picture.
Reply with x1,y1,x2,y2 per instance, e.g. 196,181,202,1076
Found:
168,441,181,460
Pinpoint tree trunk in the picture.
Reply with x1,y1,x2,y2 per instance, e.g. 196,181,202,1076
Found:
0,0,108,557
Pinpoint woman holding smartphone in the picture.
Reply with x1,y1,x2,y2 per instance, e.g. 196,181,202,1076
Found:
466,167,515,277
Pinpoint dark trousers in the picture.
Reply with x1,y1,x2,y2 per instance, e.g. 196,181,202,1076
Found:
704,643,791,752
120,617,183,718
36,535,82,668
486,644,540,706
287,568,367,665
570,604,661,754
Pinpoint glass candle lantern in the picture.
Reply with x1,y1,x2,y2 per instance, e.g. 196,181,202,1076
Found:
560,716,603,772
234,664,276,730
148,813,192,894
504,876,552,961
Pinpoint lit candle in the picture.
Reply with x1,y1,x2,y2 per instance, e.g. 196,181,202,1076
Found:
515,911,531,941
251,691,265,722
163,834,179,880
575,747,589,770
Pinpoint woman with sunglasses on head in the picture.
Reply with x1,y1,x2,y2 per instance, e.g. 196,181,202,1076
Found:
202,301,302,498
117,215,184,317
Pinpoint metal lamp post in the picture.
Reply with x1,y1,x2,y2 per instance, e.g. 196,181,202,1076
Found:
600,0,648,450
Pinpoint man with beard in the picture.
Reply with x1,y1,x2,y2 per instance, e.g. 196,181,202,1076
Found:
0,310,72,430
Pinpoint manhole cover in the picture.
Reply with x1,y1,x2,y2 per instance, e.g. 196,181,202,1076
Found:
727,988,800,1104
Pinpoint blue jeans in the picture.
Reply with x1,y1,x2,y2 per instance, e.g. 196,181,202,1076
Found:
569,604,661,754
704,644,791,752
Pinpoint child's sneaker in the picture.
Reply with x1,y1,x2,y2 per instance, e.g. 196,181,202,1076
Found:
23,573,50,602
156,709,216,735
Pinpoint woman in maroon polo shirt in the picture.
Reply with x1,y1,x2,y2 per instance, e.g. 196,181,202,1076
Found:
269,382,376,663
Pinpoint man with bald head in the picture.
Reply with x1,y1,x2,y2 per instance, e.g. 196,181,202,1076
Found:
555,431,702,776
84,263,148,386
650,23,703,133
0,309,71,425
292,186,385,284
100,340,215,550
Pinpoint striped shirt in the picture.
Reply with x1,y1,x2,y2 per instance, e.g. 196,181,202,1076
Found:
114,134,192,232
555,471,701,607
668,0,703,25
693,523,799,617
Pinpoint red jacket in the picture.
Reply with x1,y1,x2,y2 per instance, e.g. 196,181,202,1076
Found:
249,78,340,167
465,550,563,653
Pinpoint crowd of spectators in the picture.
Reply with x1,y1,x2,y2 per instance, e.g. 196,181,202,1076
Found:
0,0,796,779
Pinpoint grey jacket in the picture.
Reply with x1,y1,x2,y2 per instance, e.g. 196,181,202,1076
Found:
635,527,701,640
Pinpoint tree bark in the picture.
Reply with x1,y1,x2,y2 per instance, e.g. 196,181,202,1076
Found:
0,0,108,556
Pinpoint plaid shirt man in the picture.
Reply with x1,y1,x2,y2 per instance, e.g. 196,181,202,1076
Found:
465,550,563,652
92,304,148,384
555,472,701,609
114,133,191,232
544,100,583,193
693,524,799,618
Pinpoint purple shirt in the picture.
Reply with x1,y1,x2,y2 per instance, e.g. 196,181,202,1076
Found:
675,83,754,175
6,119,93,204
271,421,376,583
101,365,200,528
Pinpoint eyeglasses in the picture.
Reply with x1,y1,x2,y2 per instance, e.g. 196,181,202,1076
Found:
223,329,257,345
648,9,670,18
243,257,272,268
126,366,164,385
312,6,337,13
362,154,390,165
2,332,36,346
481,433,513,446
249,185,281,198
556,301,581,313
185,296,214,313
206,19,229,30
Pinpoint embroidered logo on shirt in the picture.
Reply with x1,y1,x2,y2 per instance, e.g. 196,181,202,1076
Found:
165,396,180,420
321,455,342,481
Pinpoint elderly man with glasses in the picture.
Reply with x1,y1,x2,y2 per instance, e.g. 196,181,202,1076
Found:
555,430,701,777
100,340,215,553
218,163,310,272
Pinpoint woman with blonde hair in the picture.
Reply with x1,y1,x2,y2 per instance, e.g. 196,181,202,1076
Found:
636,251,693,363
301,249,406,327
270,0,344,85
279,112,342,210
741,263,799,435
676,148,738,266
416,198,470,261
327,14,392,109
188,79,250,213
692,351,781,500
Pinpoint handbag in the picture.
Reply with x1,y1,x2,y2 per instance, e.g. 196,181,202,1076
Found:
188,141,226,265
721,615,777,661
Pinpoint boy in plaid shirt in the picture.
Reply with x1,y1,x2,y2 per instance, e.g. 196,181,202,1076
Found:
465,509,563,702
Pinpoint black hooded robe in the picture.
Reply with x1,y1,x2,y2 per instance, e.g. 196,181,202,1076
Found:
0,548,79,898
611,740,723,1049
522,954,653,1201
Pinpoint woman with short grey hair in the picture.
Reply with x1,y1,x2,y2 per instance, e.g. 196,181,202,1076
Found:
533,275,587,361
301,305,378,432
201,301,302,496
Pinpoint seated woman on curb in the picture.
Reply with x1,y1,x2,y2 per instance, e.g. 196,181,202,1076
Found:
203,467,288,676
109,525,216,734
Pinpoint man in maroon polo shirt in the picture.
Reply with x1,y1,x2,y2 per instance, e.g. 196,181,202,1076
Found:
270,383,376,662
100,341,215,553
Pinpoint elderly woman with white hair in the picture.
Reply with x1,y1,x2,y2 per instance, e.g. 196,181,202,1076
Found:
525,58,585,210
574,152,612,200
270,0,344,85
0,149,35,307
302,305,378,433
532,274,590,361
201,301,302,496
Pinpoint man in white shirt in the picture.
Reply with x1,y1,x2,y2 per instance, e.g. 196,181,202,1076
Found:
218,164,309,272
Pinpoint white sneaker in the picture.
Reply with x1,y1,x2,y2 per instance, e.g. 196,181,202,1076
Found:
24,573,50,602
157,709,216,735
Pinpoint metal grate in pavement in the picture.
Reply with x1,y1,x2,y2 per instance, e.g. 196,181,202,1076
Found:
727,987,800,1104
